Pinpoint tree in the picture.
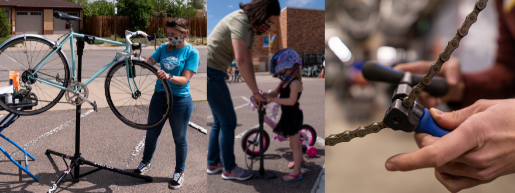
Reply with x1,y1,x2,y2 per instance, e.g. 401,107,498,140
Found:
117,0,153,31
83,0,115,17
0,10,10,37
166,0,197,18
188,0,206,10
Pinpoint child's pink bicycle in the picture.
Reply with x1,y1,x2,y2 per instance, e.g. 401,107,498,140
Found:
241,93,318,158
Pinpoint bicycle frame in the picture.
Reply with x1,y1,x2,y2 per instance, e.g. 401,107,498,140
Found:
28,31,138,94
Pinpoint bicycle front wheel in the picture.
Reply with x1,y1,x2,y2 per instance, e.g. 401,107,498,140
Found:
105,59,172,129
0,36,70,115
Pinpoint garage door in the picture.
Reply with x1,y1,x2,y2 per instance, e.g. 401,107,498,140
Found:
53,12,79,34
15,11,43,35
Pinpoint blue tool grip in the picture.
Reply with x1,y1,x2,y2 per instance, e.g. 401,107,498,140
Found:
414,108,451,137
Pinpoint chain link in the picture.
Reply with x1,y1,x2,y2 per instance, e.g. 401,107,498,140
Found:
325,122,387,146
402,0,488,107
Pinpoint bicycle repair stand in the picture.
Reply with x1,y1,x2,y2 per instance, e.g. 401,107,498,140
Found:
0,108,38,182
45,37,152,193
253,102,277,179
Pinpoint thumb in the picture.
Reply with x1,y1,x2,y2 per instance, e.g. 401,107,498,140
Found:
429,100,496,130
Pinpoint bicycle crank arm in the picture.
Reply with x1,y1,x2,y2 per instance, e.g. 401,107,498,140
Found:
74,91,97,112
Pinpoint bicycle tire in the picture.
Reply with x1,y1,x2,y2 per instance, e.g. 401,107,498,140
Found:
105,59,172,129
241,127,270,157
0,36,70,115
300,124,317,151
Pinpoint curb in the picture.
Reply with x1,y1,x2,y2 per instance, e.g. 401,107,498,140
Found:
311,166,325,193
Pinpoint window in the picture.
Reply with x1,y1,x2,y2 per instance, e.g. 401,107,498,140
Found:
30,12,41,15
16,12,27,15
67,13,78,16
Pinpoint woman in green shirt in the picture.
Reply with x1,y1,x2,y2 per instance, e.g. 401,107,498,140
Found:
206,0,280,180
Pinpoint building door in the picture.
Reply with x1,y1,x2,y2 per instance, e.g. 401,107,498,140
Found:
15,11,43,35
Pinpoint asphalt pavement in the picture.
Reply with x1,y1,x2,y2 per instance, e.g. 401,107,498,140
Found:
0,101,208,192
206,75,325,193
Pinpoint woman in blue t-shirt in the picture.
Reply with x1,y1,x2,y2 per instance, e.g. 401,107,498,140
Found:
134,18,200,190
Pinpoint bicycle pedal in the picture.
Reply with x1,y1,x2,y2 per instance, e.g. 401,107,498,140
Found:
92,101,97,112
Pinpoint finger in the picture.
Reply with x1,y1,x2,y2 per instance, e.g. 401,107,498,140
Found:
414,132,439,148
435,162,483,179
385,124,477,171
435,170,490,193
393,61,433,74
430,100,496,130
443,57,460,85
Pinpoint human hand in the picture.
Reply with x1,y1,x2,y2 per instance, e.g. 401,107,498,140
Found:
253,92,267,103
385,99,515,192
157,70,170,80
393,57,464,107
263,93,274,102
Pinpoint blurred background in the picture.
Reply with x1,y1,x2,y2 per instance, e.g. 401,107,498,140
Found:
325,0,515,192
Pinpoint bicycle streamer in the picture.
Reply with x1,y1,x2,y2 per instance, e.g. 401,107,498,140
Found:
325,0,488,146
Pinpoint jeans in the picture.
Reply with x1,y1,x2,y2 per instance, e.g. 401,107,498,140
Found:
142,92,193,173
207,67,237,171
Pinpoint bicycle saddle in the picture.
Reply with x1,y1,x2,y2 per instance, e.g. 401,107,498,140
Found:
53,11,81,21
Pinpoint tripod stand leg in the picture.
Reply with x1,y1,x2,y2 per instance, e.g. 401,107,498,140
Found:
48,160,76,193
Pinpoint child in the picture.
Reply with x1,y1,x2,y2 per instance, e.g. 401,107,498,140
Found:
264,48,304,182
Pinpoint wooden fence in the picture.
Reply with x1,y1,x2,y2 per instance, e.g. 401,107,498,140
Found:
84,16,207,38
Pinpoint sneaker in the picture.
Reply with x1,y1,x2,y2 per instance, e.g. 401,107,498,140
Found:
169,172,185,189
221,166,253,180
134,161,151,175
207,162,223,174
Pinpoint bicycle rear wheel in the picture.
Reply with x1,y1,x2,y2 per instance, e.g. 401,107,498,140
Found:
0,36,70,115
105,59,172,129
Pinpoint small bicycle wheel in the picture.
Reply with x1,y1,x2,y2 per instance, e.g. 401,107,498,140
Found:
241,127,270,157
105,59,172,129
299,124,317,151
0,36,70,115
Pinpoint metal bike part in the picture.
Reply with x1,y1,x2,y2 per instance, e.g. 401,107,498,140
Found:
402,0,488,108
65,81,88,105
325,122,387,146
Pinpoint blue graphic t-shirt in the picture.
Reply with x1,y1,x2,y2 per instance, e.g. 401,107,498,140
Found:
151,43,200,97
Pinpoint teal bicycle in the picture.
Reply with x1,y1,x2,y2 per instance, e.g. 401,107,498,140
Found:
0,11,172,129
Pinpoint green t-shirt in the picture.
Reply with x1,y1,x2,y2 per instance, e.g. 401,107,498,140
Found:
208,9,255,72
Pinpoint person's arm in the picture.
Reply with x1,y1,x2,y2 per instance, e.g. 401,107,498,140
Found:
144,57,158,65
157,48,199,86
233,39,264,99
157,69,195,86
269,80,301,106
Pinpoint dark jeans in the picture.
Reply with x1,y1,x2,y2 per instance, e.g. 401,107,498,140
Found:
207,67,237,171
142,92,193,173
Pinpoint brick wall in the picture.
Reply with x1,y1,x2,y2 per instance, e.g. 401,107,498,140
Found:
44,9,53,34
285,8,324,57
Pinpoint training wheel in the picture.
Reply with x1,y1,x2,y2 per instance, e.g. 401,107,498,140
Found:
306,147,317,158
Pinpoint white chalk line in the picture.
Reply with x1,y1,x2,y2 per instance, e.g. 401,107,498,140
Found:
189,121,207,134
234,124,259,140
0,109,95,161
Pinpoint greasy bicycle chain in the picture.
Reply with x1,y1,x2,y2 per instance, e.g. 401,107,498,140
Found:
402,0,488,108
325,122,387,146
325,0,488,146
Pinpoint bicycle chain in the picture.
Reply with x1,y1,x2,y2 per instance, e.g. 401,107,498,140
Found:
325,0,488,146
402,0,488,108
325,122,387,146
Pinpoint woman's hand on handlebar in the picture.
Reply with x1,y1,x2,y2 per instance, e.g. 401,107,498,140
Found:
394,57,465,107
253,92,267,103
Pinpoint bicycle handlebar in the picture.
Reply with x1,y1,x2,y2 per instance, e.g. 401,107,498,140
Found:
362,61,449,97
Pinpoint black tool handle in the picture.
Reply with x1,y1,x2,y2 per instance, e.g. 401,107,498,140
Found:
362,61,449,97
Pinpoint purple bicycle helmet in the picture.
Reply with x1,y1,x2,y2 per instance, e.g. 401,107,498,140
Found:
270,48,302,74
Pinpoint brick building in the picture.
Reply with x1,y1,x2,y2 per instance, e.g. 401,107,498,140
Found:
0,0,83,35
252,7,324,72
